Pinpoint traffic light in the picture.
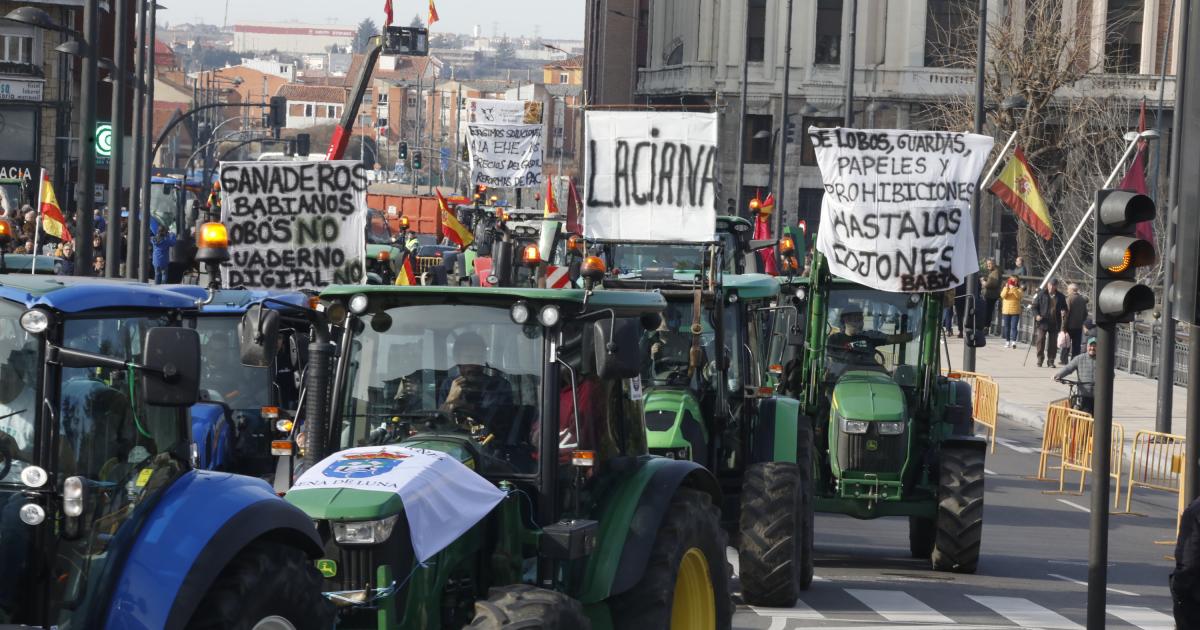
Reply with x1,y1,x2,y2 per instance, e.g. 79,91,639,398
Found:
412,151,423,170
785,116,798,144
268,96,287,129
398,142,408,160
295,133,311,157
1093,189,1156,324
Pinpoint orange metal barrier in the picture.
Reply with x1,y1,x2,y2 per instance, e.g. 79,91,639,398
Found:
1052,409,1124,509
1123,430,1186,514
944,370,999,453
416,256,443,275
1035,399,1072,481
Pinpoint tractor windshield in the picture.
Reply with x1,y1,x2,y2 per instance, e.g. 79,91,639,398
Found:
607,233,738,275
341,304,543,476
196,315,272,411
824,288,925,375
0,303,38,485
642,298,720,389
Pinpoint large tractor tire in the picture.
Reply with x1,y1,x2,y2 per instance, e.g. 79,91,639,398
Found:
908,516,936,558
610,487,733,630
468,585,590,629
739,462,807,606
186,541,334,630
931,446,986,573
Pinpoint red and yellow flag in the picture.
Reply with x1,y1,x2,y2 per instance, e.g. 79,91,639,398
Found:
394,252,417,285
428,0,439,26
759,192,775,218
544,179,559,218
383,0,393,27
437,189,473,247
38,169,71,243
989,147,1052,240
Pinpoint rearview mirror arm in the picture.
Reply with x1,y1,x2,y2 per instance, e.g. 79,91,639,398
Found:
45,345,179,381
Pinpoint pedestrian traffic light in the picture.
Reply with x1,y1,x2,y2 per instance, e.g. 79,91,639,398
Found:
295,133,311,157
785,116,798,144
412,152,423,170
398,142,409,160
268,96,287,129
1093,189,1156,323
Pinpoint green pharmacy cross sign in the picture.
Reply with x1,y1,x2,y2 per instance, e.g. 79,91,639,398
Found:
96,122,113,167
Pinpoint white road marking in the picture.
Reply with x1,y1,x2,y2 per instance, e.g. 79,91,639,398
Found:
968,595,1082,629
984,468,997,475
1048,573,1140,596
1107,605,1176,630
1056,499,1091,513
994,436,1035,454
752,599,826,629
845,589,955,624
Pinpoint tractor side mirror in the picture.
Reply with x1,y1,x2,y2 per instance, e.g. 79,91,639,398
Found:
239,304,280,368
592,317,641,379
141,327,201,407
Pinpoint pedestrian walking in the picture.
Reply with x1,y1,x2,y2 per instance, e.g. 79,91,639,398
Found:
999,276,1023,348
1033,279,1067,368
941,290,956,336
953,283,966,337
981,258,1002,334
150,224,176,285
1172,495,1200,629
1061,283,1089,364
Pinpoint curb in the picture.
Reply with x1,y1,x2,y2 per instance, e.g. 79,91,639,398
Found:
999,400,1045,432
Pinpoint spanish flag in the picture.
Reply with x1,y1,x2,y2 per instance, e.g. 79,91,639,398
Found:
437,189,473,247
759,192,775,217
38,169,71,243
428,0,439,26
989,147,1052,240
394,252,417,285
544,179,559,218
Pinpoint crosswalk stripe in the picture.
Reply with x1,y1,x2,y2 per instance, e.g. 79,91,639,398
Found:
1107,605,1175,630
994,436,1035,454
846,589,955,624
968,595,1082,629
751,598,826,623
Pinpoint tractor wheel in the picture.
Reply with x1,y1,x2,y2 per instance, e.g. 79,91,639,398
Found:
908,516,936,558
186,541,334,630
739,462,805,606
610,487,732,630
931,447,986,573
467,584,589,629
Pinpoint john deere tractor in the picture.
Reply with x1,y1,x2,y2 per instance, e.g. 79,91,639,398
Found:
776,251,985,573
253,280,733,628
594,216,817,606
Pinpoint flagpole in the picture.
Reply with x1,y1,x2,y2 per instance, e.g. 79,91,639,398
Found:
31,169,45,275
978,130,1017,189
1036,132,1145,290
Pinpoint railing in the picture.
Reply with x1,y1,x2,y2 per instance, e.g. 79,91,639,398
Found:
636,64,714,95
1123,430,1186,514
945,370,999,453
1049,408,1125,510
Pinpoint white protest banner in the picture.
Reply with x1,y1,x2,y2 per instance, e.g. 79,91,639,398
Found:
584,111,718,242
291,445,506,562
467,98,543,124
467,123,544,188
809,128,994,292
219,160,367,290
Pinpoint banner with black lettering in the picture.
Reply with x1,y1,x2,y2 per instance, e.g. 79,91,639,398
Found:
808,128,994,292
467,123,544,189
584,111,717,242
219,160,367,290
467,98,543,124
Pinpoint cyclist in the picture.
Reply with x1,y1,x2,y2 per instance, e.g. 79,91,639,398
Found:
1053,336,1096,413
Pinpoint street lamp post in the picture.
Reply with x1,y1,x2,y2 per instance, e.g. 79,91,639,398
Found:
963,0,988,372
775,0,794,239
127,0,147,278
137,0,159,281
72,0,99,275
104,0,129,277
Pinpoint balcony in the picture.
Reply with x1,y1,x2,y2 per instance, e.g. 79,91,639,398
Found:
636,63,714,96
840,67,1177,104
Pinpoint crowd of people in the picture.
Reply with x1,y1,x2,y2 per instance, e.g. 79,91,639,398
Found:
0,205,139,279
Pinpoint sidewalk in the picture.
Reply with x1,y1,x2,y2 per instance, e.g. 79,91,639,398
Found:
942,335,1189,441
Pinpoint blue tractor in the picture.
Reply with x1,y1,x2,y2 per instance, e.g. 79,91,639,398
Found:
0,275,334,629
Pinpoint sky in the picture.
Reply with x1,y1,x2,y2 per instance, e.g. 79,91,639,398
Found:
163,0,586,40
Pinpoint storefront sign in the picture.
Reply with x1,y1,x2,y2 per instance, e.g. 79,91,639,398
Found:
0,78,44,103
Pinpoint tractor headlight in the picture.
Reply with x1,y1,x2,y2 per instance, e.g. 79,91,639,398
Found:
537,305,561,327
840,417,869,434
877,421,906,435
348,294,370,315
332,515,399,545
63,476,85,517
19,308,51,334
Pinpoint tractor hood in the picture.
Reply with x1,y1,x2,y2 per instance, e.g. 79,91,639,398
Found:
831,371,906,421
643,387,705,450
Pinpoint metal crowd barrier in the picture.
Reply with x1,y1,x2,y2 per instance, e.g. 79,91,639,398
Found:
1123,430,1186,515
1051,409,1125,510
943,370,1000,453
1035,399,1072,481
416,256,443,275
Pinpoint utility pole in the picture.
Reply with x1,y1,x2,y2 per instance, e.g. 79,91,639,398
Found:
843,0,857,127
73,0,99,275
137,0,158,281
735,0,751,218
454,82,462,191
104,0,128,278
774,0,793,238
963,0,988,371
126,0,147,279
1174,0,1200,510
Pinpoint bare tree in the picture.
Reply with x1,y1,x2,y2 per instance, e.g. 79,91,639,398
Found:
922,1,1150,291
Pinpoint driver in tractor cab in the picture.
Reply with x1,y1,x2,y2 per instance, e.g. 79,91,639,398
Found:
646,305,694,380
826,308,913,371
438,332,515,434
202,330,243,403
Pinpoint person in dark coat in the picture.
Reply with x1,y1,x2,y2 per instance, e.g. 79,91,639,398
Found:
1172,495,1200,629
1060,283,1089,364
981,258,1002,334
1033,279,1067,368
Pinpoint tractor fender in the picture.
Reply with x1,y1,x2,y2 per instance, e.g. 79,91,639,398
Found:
942,434,988,455
578,457,720,604
103,470,322,630
941,379,974,435
749,396,804,464
189,401,230,470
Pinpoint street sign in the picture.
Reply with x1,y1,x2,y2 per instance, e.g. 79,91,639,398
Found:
96,122,113,168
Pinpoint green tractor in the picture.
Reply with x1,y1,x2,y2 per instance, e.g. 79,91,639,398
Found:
596,220,816,606
776,251,985,573
257,283,732,628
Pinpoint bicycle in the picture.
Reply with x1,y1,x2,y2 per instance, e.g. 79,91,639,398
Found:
1054,378,1091,412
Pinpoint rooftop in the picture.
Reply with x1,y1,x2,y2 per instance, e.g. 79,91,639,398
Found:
277,84,349,103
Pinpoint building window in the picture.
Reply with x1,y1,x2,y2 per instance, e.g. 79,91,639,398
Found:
304,104,314,117
407,96,416,107
0,33,34,64
743,114,773,164
1105,0,1143,74
379,93,388,104
746,0,767,62
0,108,35,161
559,72,569,83
814,0,842,65
924,0,975,68
801,116,841,165
328,105,339,118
